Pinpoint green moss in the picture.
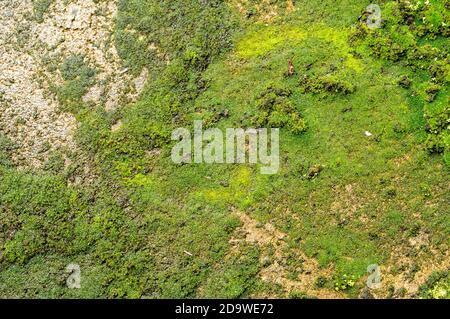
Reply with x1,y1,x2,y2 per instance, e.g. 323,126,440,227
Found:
55,54,96,112
0,170,74,263
350,0,450,162
289,290,316,299
252,82,307,134
419,271,449,299
300,74,356,94
0,134,15,167
237,25,307,58
334,273,357,291
115,0,237,73
1,0,449,299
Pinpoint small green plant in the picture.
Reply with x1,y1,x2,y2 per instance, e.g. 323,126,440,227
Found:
334,274,357,291
315,276,328,288
419,271,449,299
252,83,307,134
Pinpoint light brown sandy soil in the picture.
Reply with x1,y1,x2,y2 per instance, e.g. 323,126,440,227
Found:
0,0,148,169
230,209,345,298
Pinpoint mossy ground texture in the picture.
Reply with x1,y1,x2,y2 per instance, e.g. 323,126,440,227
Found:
0,0,449,298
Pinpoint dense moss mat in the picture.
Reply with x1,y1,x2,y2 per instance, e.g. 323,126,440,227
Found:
1,0,448,298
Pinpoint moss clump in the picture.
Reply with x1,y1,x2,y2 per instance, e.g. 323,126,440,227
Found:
252,83,307,134
424,83,441,102
55,54,96,112
115,0,236,73
32,0,52,23
300,74,356,95
43,151,66,174
350,0,450,161
419,271,449,299
0,170,75,264
288,290,316,299
0,134,15,167
198,244,260,298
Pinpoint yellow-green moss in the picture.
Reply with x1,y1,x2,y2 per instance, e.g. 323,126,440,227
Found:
236,25,307,58
236,23,364,72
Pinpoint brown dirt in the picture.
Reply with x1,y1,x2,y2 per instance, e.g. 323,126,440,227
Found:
230,209,345,298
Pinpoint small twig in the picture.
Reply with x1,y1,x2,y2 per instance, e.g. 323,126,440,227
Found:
184,250,193,256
